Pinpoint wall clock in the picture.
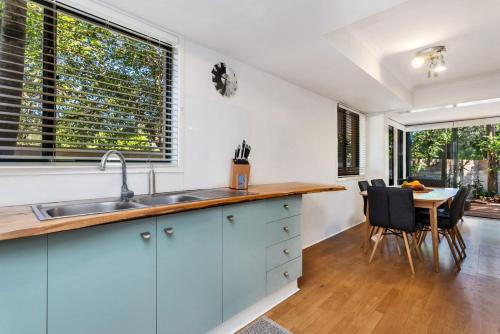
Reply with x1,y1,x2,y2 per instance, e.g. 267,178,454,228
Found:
211,62,237,97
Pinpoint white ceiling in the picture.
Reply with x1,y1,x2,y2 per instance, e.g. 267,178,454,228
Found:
93,0,410,112
343,0,500,89
92,0,500,123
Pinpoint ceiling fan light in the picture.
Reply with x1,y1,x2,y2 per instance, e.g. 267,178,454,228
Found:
411,56,425,68
434,54,446,72
434,65,447,73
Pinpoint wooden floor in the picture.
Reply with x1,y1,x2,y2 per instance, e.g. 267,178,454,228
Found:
266,216,500,334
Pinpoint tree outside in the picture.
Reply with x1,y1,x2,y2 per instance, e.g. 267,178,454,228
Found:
408,125,500,199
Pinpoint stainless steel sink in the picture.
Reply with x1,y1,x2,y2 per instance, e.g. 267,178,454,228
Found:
133,194,202,206
31,188,257,221
32,201,148,221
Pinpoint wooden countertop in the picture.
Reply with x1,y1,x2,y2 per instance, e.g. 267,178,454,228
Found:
0,182,345,241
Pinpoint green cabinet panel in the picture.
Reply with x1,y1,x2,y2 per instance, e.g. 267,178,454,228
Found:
265,215,301,247
47,218,156,334
261,196,302,222
0,236,47,334
157,208,223,334
222,201,267,320
266,235,302,270
266,256,302,294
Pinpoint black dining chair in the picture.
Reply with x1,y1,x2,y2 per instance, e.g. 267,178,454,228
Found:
371,179,387,187
416,186,469,270
454,185,471,252
459,185,471,222
358,180,369,216
368,187,422,274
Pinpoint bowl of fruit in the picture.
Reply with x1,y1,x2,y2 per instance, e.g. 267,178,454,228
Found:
401,180,431,192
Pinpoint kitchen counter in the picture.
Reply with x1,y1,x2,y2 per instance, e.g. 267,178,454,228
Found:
0,182,345,241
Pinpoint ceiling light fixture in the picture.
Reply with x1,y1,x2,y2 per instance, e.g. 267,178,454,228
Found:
411,45,447,78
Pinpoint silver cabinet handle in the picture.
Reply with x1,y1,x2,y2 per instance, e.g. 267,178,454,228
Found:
164,227,174,236
283,226,289,232
283,204,289,209
283,271,290,278
283,249,290,255
140,232,151,240
227,215,235,222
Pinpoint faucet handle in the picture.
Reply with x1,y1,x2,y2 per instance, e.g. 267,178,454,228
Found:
121,189,134,201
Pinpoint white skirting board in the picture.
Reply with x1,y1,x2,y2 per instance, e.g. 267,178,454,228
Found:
208,280,299,334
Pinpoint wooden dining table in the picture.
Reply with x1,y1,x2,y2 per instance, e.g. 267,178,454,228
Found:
360,187,458,273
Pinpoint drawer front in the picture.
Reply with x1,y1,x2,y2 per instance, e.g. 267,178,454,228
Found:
266,256,302,294
266,215,301,246
266,236,302,270
262,196,302,222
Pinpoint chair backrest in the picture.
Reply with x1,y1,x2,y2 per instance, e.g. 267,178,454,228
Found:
358,180,369,192
459,185,471,219
368,187,417,232
448,186,469,226
367,186,391,228
387,188,416,232
371,179,386,187
358,180,370,215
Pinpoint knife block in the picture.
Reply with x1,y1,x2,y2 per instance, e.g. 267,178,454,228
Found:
229,161,251,190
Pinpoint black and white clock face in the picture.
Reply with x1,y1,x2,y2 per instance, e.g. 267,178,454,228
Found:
211,62,237,97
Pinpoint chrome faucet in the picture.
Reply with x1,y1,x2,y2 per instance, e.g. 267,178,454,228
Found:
99,150,134,202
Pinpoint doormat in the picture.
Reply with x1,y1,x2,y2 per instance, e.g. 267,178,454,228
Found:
239,316,293,334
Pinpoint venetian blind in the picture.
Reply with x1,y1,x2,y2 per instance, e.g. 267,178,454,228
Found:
0,0,179,163
338,103,365,176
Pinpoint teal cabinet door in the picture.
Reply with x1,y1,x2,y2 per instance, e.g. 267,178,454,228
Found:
157,209,222,334
0,236,47,334
222,202,267,320
47,218,156,334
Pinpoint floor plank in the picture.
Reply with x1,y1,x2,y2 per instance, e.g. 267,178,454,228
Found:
266,217,500,334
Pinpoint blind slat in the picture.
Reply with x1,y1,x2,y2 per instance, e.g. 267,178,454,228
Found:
0,57,179,98
0,119,178,139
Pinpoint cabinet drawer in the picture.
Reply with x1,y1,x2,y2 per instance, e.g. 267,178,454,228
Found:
266,215,301,246
266,236,302,270
262,196,302,222
266,256,302,294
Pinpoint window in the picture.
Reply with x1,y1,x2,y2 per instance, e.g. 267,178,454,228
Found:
388,125,394,185
0,0,178,163
397,129,404,181
338,104,365,177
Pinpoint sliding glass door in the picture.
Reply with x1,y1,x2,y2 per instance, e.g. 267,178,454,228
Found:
406,123,499,194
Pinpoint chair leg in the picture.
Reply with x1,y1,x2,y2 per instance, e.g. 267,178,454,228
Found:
393,234,402,256
412,233,423,261
418,230,428,247
450,228,465,259
443,230,461,270
402,232,415,275
454,225,466,250
369,228,385,264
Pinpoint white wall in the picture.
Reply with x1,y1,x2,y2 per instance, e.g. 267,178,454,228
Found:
0,39,366,248
366,113,388,182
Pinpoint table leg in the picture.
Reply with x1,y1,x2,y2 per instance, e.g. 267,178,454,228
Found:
430,204,440,272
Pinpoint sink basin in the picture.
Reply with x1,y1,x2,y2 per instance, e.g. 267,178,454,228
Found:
32,201,147,220
133,194,202,206
31,188,254,221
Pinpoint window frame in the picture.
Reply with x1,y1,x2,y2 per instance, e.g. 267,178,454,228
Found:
0,0,179,165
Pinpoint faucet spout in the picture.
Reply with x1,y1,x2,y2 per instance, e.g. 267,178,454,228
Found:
100,150,134,202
